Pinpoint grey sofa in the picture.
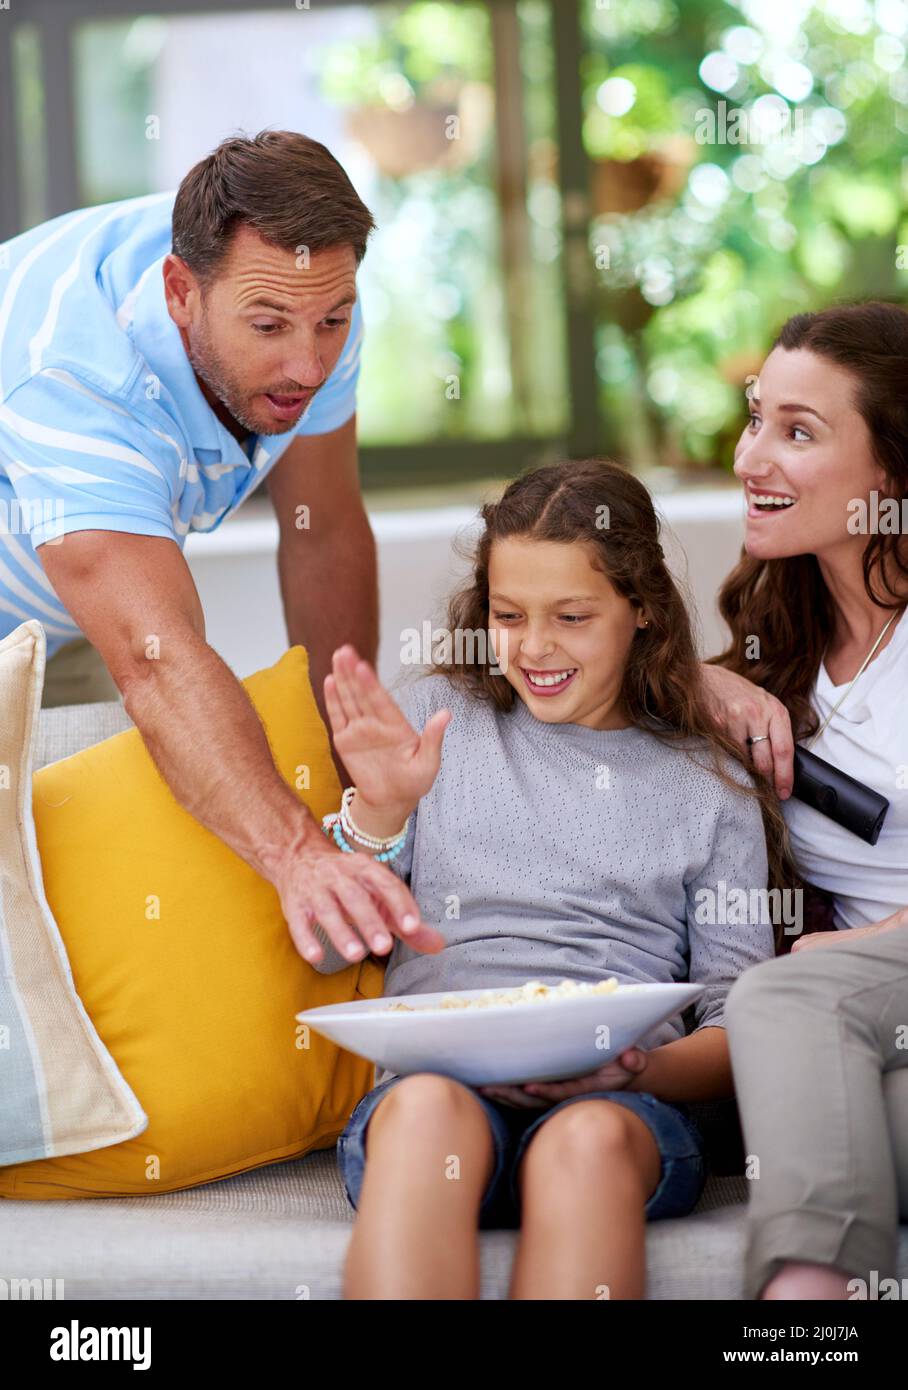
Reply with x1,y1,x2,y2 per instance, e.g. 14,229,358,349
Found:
4,700,906,1299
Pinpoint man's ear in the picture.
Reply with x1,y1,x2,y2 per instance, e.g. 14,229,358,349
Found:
162,253,200,327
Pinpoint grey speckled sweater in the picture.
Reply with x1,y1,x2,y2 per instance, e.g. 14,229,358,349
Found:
312,672,772,1068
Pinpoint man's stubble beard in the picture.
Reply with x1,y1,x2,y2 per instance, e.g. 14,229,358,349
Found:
188,313,292,438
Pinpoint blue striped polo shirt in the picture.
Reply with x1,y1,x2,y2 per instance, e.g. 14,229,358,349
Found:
0,191,363,658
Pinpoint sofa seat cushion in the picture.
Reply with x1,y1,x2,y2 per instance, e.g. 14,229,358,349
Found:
0,1151,762,1299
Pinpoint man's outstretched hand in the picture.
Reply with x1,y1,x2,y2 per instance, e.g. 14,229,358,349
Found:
270,827,446,967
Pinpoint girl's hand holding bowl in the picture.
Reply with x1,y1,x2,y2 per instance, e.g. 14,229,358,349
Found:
479,1047,649,1109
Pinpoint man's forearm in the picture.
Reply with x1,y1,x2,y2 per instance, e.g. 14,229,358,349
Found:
121,631,322,883
277,511,378,729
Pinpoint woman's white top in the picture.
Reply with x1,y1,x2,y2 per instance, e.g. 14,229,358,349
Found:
781,607,908,929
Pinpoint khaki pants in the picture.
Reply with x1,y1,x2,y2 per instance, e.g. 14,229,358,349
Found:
41,635,122,709
725,926,908,1298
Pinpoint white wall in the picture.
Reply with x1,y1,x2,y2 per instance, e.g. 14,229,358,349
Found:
184,487,748,689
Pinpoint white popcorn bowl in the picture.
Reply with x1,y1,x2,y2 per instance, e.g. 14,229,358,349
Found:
296,981,705,1086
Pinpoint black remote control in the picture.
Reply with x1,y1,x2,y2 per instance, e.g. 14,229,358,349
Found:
791,745,889,845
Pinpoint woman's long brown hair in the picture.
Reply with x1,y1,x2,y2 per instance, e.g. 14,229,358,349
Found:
413,456,801,938
707,301,908,743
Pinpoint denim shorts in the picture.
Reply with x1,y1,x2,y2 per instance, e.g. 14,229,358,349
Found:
336,1073,707,1230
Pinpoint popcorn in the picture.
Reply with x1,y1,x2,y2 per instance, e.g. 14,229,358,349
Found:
385,977,620,1012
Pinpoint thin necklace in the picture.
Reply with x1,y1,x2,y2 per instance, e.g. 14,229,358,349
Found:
806,610,901,749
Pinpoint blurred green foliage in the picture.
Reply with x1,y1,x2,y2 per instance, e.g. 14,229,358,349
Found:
320,2,492,103
585,0,908,470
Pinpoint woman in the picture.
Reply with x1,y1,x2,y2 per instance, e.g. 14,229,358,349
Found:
701,300,908,1300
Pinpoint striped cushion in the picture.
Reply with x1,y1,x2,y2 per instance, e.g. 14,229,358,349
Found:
0,619,146,1164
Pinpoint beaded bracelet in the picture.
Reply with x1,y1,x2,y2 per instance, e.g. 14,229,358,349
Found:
339,785,410,850
321,812,406,864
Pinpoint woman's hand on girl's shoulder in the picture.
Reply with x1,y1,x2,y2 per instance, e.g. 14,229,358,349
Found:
700,663,795,800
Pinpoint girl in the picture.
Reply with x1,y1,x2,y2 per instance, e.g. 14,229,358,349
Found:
310,458,798,1300
700,301,908,1300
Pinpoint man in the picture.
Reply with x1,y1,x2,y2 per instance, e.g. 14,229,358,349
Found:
0,129,440,969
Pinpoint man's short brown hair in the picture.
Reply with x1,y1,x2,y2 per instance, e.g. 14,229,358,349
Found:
172,129,376,285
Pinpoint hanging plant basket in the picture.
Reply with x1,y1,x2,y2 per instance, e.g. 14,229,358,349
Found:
591,136,697,215
345,85,490,178
601,285,657,336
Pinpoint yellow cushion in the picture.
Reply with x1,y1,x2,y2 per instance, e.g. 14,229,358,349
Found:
0,645,385,1199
